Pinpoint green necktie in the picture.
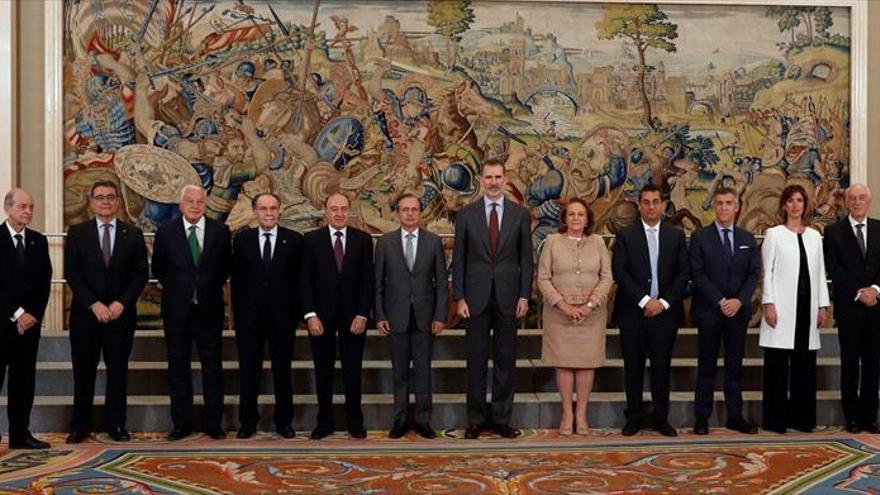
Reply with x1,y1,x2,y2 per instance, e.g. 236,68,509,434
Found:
188,225,202,265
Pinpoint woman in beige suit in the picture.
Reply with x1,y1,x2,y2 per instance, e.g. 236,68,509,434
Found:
537,198,612,435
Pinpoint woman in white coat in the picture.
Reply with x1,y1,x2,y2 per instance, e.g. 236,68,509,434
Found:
760,184,830,433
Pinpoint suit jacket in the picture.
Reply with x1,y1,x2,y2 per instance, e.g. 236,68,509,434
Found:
689,224,759,325
823,217,880,324
374,228,448,334
299,226,373,325
231,226,303,331
612,220,689,329
451,197,533,316
65,218,148,329
0,222,52,324
151,216,231,328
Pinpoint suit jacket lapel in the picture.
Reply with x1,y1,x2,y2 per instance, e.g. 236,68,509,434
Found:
86,220,106,270
174,220,196,269
495,197,515,255
412,230,430,274
634,223,651,277
840,218,864,260
867,219,879,262
476,197,492,256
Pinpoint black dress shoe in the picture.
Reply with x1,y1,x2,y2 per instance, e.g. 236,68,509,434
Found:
621,420,641,436
205,427,227,440
414,423,437,439
310,425,333,440
388,421,408,439
349,426,367,439
108,427,130,442
167,427,192,441
237,426,256,439
9,434,50,450
653,420,678,437
763,424,787,434
693,417,709,435
464,425,482,439
862,422,880,434
66,429,90,444
726,417,758,434
494,424,520,439
276,426,296,439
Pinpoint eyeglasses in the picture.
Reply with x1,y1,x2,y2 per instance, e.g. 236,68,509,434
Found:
92,195,118,202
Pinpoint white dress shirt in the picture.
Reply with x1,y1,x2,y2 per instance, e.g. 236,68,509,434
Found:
258,225,278,258
484,196,504,227
848,215,880,297
329,226,347,253
637,220,670,310
401,227,419,261
96,217,117,254
6,221,26,321
183,216,206,248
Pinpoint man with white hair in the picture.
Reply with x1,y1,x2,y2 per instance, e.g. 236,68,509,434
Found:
0,188,52,449
824,183,880,433
152,185,231,440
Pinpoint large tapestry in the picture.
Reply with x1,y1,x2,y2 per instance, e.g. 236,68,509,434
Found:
60,0,852,326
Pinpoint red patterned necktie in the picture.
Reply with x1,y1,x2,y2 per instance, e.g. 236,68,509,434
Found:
334,231,344,272
489,202,499,258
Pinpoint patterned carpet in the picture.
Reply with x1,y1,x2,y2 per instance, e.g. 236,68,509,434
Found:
1,428,880,494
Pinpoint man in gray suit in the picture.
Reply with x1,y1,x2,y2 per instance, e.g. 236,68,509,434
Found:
375,194,448,439
453,159,533,439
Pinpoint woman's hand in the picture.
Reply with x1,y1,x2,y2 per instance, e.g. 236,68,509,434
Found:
763,303,777,328
817,307,829,328
557,302,585,322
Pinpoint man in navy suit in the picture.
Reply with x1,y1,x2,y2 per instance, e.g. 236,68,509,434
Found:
824,184,880,433
612,184,689,437
299,192,373,440
689,187,759,435
152,185,231,440
231,193,302,439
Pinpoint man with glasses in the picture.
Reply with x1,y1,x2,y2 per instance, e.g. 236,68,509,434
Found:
64,181,148,443
0,188,52,449
152,185,231,440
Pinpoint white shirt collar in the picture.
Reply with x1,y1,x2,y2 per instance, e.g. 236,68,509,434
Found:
5,221,24,239
401,227,419,239
183,216,206,231
329,225,347,237
484,196,504,209
96,217,117,229
849,215,868,229
259,225,278,237
641,219,661,232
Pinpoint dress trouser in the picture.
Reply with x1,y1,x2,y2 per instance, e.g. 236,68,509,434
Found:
391,308,433,425
762,347,817,431
0,321,40,441
235,315,294,429
465,286,517,427
70,322,134,432
620,318,678,423
694,317,747,420
164,304,224,431
837,316,880,425
309,313,366,430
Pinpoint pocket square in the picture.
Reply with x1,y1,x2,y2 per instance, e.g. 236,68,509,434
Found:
738,245,749,249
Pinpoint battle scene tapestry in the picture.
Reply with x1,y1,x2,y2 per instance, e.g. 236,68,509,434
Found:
60,0,852,326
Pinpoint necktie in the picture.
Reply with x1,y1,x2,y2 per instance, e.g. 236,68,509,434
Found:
856,223,867,258
101,223,112,267
13,233,24,262
188,225,201,265
647,227,659,298
404,232,415,271
488,202,499,258
262,232,272,271
722,228,733,263
333,231,344,272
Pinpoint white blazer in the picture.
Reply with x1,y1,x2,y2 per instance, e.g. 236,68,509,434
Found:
759,225,830,350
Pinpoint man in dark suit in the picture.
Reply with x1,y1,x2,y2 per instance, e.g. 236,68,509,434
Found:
375,194,448,439
612,183,689,437
689,187,759,435
452,159,533,440
65,180,148,444
299,192,373,440
152,185,231,440
824,183,880,433
231,193,302,439
0,188,52,449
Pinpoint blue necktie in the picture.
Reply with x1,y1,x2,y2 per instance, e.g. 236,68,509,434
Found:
722,228,733,263
647,227,659,298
